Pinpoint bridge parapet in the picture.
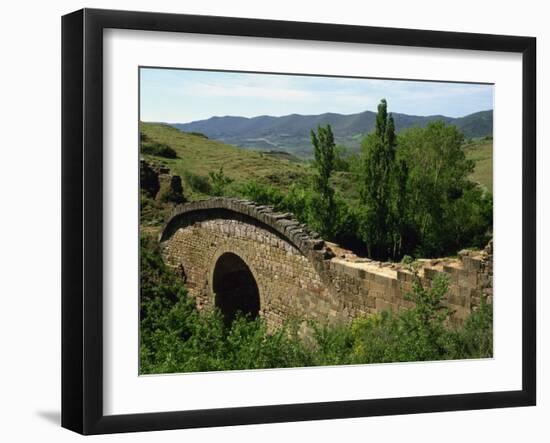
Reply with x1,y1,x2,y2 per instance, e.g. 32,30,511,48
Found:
162,197,333,257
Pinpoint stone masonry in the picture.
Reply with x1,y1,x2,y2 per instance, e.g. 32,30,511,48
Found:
160,198,493,328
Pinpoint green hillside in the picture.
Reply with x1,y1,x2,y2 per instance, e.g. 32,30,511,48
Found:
140,122,310,200
464,138,493,192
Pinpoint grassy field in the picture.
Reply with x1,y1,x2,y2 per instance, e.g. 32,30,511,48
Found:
464,139,493,192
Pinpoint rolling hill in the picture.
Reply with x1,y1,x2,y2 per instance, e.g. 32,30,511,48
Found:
139,122,310,201
170,109,493,158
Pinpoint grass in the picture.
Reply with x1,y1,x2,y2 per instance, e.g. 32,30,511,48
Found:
464,139,493,192
140,122,310,200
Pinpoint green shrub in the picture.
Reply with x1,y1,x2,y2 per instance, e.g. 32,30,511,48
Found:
209,167,233,196
238,181,285,206
141,141,178,158
445,294,493,359
188,131,208,139
140,192,168,226
184,170,212,194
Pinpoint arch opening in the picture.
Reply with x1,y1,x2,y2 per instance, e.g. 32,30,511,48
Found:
212,252,260,326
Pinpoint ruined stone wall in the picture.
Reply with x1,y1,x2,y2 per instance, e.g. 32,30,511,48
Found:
140,158,184,203
326,241,493,327
160,198,493,328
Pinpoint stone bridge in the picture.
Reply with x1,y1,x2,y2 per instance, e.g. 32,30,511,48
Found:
160,198,492,328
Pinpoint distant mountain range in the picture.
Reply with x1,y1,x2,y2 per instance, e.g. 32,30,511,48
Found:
169,109,493,158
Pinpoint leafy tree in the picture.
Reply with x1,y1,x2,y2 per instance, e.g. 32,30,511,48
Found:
398,121,490,256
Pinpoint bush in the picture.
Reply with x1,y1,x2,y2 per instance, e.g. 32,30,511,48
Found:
184,170,212,194
209,167,233,196
141,141,177,158
188,131,208,139
446,294,493,359
140,192,168,226
238,181,285,206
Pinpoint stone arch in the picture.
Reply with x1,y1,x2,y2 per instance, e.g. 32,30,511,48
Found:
211,252,260,325
159,198,341,327
207,242,264,303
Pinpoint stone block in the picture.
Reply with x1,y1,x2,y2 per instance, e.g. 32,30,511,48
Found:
458,270,478,288
462,256,482,272
397,269,413,282
423,267,440,281
365,296,377,309
373,273,391,286
375,298,393,313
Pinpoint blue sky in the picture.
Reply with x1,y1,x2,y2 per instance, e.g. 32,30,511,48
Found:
140,68,493,124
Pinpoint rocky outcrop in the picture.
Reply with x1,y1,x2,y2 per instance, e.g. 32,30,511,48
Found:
140,159,185,204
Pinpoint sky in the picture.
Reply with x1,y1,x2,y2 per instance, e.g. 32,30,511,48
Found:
139,68,494,124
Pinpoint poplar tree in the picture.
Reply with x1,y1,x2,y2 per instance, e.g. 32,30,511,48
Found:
310,124,336,237
359,99,403,259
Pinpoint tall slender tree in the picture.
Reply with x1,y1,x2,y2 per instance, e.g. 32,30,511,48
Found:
359,99,404,259
310,124,336,237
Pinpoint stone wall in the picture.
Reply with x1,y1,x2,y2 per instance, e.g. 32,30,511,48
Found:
160,198,492,328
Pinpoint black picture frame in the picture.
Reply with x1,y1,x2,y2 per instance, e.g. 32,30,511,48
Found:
61,8,536,435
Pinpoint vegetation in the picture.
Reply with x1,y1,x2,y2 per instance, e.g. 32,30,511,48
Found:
139,234,492,374
309,125,337,237
140,191,168,227
208,167,233,196
234,100,492,260
140,133,178,158
358,99,407,258
464,138,493,192
183,170,212,194
139,123,307,198
139,98,493,373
